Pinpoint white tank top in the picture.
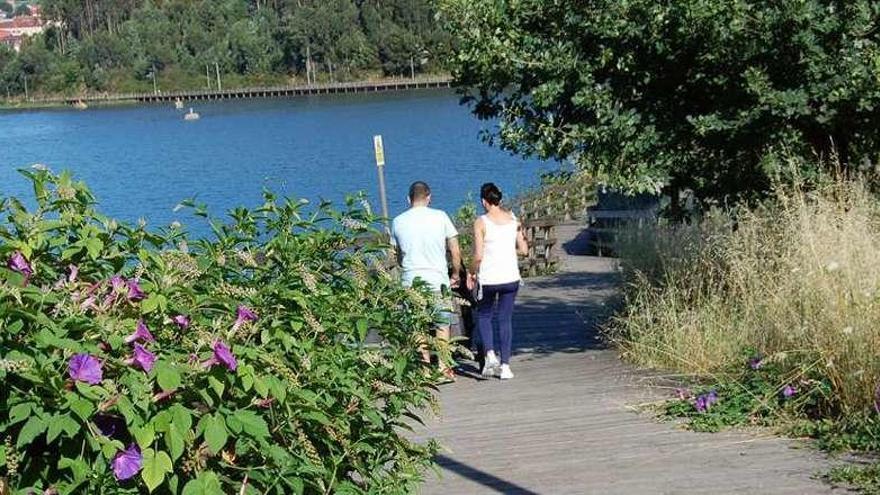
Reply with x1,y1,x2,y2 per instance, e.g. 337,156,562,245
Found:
478,214,521,285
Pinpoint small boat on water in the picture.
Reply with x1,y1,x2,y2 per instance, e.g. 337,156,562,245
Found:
184,108,200,121
73,100,88,110
174,98,184,110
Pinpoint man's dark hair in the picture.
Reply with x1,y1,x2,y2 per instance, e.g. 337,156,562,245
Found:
409,181,431,202
480,182,503,206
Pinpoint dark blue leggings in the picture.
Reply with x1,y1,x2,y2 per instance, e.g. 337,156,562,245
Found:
477,281,520,364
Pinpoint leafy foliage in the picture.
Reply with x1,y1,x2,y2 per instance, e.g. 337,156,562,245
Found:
0,169,442,494
440,0,880,200
0,0,451,97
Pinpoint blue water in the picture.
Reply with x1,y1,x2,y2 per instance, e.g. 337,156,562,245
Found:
0,91,549,233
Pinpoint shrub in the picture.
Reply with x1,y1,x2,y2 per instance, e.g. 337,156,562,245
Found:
0,168,442,494
608,171,880,415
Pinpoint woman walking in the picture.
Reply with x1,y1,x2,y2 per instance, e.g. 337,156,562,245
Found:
467,183,529,379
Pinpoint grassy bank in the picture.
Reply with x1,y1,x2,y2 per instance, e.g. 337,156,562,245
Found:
607,172,880,491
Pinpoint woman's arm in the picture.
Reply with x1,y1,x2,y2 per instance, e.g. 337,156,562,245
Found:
516,223,529,257
468,218,485,289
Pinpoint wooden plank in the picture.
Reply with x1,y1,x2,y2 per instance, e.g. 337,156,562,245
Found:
415,223,833,495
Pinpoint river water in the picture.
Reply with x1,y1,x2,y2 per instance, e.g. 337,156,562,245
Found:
0,90,548,233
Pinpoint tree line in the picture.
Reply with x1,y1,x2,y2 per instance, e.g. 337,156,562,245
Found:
1,0,452,97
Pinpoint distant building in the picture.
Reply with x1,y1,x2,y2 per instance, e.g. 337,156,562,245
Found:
0,29,22,51
0,15,44,52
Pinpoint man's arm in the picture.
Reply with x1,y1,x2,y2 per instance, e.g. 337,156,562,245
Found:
447,235,462,287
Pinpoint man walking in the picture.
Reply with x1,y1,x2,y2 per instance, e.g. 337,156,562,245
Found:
391,181,462,380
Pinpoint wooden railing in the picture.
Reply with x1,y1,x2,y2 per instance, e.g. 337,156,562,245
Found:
519,217,559,277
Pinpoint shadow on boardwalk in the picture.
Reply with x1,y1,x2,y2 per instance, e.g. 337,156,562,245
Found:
416,224,834,494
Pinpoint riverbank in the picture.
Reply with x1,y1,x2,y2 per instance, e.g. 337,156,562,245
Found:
0,75,453,111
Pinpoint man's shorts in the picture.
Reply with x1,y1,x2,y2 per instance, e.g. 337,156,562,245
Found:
432,287,456,328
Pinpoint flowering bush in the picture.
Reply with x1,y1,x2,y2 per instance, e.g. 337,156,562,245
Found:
0,169,442,494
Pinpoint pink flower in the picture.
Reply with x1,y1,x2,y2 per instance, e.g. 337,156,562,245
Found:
7,251,33,284
110,275,126,293
67,264,79,283
202,341,237,371
171,314,190,329
126,344,156,372
232,305,258,331
124,320,155,344
126,279,145,301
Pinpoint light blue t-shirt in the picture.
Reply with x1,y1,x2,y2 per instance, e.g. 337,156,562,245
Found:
391,206,458,291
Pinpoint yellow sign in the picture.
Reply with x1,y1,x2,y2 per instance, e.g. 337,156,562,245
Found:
373,135,385,167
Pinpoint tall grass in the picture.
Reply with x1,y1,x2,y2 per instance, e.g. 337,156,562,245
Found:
608,176,880,414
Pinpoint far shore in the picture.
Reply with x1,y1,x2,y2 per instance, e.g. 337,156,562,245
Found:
0,74,453,112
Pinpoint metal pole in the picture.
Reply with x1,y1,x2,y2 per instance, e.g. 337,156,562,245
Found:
215,63,222,91
151,64,158,94
373,135,390,226
206,64,211,89
23,74,28,101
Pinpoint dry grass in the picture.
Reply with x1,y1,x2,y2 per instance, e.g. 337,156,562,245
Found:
608,176,880,413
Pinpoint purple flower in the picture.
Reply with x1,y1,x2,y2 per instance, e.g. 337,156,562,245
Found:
232,305,258,331
67,264,79,283
80,296,98,312
172,314,190,329
126,279,145,301
111,444,142,481
110,275,126,293
749,356,763,370
126,344,157,372
68,354,103,384
706,390,719,407
124,320,155,344
94,414,126,439
202,341,237,371
694,391,718,412
7,251,33,283
782,385,796,398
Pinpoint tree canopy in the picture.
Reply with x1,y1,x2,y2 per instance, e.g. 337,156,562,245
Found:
440,0,880,201
0,0,451,96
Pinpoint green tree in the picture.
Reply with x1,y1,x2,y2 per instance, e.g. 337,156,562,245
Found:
440,0,880,201
0,2,12,15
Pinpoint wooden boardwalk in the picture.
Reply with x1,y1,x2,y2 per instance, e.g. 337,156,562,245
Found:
418,223,834,494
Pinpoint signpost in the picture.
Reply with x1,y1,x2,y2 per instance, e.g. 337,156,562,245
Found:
373,135,390,226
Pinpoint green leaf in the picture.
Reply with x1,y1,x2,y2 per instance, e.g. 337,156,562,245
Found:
204,415,228,455
58,457,90,481
164,426,185,462
170,404,193,433
208,376,225,398
141,448,173,493
0,445,5,467
356,318,369,341
232,409,270,440
141,294,162,314
8,403,32,425
253,376,269,397
303,411,331,426
46,413,79,443
156,364,182,391
181,471,224,495
16,416,47,448
68,396,94,421
84,237,104,259
132,424,156,450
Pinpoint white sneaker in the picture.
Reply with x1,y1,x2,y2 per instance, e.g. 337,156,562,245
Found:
499,364,514,380
482,351,500,377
